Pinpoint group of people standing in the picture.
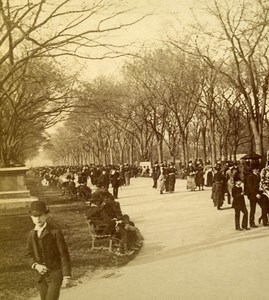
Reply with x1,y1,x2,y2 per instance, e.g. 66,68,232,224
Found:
151,161,177,194
185,159,211,191
211,160,269,231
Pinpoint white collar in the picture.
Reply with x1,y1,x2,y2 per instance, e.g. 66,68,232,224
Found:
34,222,47,232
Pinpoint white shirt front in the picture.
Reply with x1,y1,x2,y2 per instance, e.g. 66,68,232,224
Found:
34,222,47,238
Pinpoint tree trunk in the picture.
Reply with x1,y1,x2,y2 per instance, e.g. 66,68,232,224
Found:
250,119,262,155
201,127,207,164
209,115,217,166
156,135,163,163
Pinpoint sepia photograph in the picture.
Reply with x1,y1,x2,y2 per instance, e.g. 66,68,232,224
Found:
1,0,269,299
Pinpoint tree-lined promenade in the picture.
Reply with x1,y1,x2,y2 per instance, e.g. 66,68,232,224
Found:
1,0,269,169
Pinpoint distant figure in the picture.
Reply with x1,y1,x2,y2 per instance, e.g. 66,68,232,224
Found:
167,163,176,193
110,167,121,199
158,164,166,194
152,161,160,189
195,163,204,191
232,176,250,231
245,165,261,228
186,161,197,191
211,164,225,210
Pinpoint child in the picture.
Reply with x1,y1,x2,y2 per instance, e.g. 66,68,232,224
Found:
232,176,250,231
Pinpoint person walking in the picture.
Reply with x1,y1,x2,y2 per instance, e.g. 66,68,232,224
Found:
152,161,160,189
186,161,197,191
26,201,71,300
211,164,225,210
259,163,269,226
245,165,261,228
167,162,176,193
111,166,121,199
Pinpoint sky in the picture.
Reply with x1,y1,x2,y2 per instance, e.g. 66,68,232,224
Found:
26,0,212,167
65,0,208,80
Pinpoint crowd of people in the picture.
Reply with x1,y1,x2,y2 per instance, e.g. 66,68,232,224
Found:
27,155,269,299
150,159,214,194
36,163,140,201
34,163,143,256
211,159,269,231
35,157,269,236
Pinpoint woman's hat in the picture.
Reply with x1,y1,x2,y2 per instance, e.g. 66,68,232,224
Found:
28,201,49,216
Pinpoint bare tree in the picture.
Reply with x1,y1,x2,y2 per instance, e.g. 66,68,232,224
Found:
170,0,269,156
0,0,146,166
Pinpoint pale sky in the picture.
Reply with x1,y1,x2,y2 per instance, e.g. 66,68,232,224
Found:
66,0,208,80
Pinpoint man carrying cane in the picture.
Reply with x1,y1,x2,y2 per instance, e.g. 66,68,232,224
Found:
26,200,71,300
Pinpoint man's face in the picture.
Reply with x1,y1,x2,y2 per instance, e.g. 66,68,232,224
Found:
31,213,47,227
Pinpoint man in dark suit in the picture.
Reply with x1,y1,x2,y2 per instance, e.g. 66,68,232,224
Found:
152,161,160,188
26,201,71,300
245,166,262,228
110,166,121,199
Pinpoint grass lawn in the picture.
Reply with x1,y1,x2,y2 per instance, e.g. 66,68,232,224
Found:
0,176,134,300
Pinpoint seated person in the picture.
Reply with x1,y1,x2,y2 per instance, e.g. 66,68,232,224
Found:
92,188,123,219
115,214,142,254
121,214,142,249
77,182,92,202
86,191,116,235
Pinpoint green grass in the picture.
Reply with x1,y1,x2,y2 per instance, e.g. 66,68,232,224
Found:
0,176,136,300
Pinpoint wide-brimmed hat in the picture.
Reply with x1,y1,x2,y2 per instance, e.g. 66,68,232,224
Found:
28,201,49,216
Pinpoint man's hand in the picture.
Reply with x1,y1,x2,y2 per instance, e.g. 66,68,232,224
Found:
257,194,261,199
35,264,49,275
62,277,71,288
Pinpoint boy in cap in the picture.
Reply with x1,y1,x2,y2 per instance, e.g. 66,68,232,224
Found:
232,176,250,231
26,201,71,300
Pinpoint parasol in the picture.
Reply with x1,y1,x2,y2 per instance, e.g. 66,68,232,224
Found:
241,151,261,160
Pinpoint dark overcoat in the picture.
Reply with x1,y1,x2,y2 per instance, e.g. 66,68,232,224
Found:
232,185,246,209
245,173,261,198
26,223,71,280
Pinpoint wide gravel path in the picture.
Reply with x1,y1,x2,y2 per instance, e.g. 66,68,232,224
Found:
34,177,269,300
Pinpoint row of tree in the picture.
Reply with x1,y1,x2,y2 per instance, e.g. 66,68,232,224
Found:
1,0,269,167
0,0,143,166
46,47,256,167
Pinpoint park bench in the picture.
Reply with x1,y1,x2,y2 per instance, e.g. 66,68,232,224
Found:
87,219,115,252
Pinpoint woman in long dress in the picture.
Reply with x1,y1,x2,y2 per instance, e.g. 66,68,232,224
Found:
158,164,166,194
186,161,197,191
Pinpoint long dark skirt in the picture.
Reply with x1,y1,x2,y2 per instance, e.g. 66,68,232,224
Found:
211,182,224,208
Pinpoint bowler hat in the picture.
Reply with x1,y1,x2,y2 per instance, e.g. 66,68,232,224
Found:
29,201,49,216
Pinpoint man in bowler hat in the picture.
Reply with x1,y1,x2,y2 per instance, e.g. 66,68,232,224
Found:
26,201,71,300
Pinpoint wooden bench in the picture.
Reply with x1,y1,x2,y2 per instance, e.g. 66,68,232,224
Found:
87,220,114,252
